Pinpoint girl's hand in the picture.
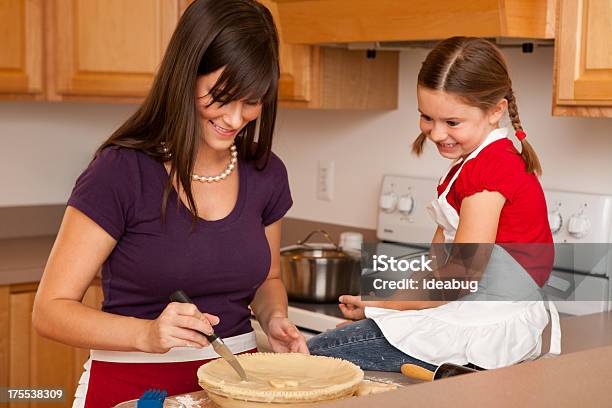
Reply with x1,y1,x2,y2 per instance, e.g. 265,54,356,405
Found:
266,317,309,354
338,295,366,320
139,302,220,353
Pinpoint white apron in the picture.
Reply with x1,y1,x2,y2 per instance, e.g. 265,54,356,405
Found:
366,128,561,369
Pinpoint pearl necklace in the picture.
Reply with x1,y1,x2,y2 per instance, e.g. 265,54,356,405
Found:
192,144,238,183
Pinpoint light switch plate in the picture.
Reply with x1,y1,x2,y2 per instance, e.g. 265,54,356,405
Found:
317,160,334,201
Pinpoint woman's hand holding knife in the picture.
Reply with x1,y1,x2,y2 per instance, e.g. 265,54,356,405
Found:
138,301,219,354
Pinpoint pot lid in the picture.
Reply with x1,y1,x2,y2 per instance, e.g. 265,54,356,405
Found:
281,230,356,259
281,245,350,260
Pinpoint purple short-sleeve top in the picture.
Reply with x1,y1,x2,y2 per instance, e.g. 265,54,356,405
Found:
67,146,292,338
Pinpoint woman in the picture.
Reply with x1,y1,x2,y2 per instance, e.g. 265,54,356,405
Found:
32,1,307,406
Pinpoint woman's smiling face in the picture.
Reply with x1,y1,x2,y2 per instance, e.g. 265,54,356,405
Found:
417,86,505,160
196,67,263,152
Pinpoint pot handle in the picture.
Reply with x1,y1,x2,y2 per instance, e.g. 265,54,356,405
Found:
297,230,340,250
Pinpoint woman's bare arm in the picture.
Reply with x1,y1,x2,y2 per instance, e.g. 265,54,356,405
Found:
249,220,288,329
33,207,215,353
250,220,308,353
33,207,150,351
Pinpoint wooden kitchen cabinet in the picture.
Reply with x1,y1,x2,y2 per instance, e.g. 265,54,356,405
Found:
47,0,180,102
0,0,181,103
277,46,399,110
0,0,45,100
271,0,556,43
553,0,612,117
0,0,397,108
0,281,103,407
261,0,399,109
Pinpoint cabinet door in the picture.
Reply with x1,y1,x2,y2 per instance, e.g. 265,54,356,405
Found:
554,0,612,117
0,0,44,98
47,0,179,102
0,286,9,390
9,289,74,408
259,0,312,103
6,283,103,407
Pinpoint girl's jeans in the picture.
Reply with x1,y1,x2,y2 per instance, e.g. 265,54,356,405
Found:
307,318,437,372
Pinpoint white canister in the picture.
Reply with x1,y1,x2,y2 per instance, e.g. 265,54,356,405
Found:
339,231,363,252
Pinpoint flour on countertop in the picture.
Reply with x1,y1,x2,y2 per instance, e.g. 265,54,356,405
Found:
175,395,206,408
363,376,401,386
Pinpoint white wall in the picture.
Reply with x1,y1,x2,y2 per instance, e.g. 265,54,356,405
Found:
1,47,611,229
0,102,136,206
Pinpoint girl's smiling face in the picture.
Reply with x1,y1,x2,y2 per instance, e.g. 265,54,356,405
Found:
417,86,506,160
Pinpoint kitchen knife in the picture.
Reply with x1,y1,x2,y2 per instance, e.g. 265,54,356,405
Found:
169,290,249,381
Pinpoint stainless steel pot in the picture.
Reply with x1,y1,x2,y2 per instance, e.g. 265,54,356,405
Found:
280,230,361,303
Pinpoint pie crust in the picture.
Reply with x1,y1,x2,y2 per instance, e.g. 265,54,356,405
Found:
197,353,364,404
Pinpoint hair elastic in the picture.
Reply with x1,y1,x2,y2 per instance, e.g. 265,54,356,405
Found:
515,130,527,141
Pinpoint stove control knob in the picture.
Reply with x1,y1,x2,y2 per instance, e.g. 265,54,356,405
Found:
398,195,415,215
568,213,591,239
548,210,563,235
379,193,398,213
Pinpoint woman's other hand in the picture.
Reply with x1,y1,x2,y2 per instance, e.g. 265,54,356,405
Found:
338,295,366,320
140,302,220,353
266,317,309,354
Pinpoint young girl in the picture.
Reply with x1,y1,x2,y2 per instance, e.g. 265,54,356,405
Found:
33,1,306,406
308,36,560,372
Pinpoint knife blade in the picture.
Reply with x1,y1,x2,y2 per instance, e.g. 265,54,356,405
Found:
169,290,248,381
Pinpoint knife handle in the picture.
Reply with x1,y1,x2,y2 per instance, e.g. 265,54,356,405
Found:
169,289,194,304
400,363,435,381
169,290,218,343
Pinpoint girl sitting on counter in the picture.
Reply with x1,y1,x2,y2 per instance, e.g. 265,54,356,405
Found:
308,36,560,373
33,1,307,406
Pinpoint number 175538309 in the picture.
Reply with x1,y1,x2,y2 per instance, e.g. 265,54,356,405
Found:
1,387,65,402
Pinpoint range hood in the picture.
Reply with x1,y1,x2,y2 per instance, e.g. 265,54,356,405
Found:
272,0,555,44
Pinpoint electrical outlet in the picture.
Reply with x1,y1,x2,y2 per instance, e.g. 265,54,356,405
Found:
317,160,334,201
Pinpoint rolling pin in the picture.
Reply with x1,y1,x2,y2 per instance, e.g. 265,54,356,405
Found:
401,363,478,381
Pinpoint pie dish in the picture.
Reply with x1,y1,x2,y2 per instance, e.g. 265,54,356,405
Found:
197,353,364,405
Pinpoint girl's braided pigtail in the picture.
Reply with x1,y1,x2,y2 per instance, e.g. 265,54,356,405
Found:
507,89,542,176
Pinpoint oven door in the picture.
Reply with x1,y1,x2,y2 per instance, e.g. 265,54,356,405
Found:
542,243,612,316
543,269,610,315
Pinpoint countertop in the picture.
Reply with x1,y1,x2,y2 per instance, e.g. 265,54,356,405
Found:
118,344,612,407
112,312,612,407
324,344,612,408
0,235,55,285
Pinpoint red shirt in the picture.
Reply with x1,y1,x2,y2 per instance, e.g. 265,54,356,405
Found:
437,138,553,286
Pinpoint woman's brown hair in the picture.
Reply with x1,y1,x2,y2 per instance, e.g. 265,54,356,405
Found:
95,0,280,221
412,36,542,176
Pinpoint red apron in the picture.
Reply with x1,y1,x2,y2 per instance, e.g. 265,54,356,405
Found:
74,332,258,407
83,349,256,407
